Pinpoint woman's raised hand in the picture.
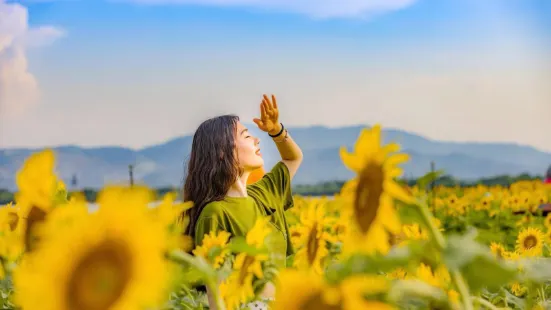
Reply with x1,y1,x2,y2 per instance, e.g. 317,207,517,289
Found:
253,94,282,135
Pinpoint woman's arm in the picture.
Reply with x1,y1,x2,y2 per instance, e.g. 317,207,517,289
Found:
269,123,303,179
253,94,303,179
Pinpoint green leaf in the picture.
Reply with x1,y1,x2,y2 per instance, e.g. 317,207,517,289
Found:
227,237,268,256
443,233,518,292
387,279,447,306
325,245,415,284
397,201,425,225
518,257,551,284
207,246,223,263
417,170,445,190
501,288,526,309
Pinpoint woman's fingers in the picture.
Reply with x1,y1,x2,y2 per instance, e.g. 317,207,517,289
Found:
260,100,268,120
253,118,264,128
272,94,277,110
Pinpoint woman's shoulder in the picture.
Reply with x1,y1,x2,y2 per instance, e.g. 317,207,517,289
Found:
197,201,228,220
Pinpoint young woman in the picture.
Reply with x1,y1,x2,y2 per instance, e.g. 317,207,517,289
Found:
182,94,303,309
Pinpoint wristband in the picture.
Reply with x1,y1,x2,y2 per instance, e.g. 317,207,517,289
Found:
268,123,285,138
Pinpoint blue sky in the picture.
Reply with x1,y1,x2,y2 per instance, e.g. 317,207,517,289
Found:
1,0,550,151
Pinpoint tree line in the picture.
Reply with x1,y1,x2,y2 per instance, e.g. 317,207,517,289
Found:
0,173,546,205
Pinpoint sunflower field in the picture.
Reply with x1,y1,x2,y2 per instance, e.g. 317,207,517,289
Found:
1,125,551,310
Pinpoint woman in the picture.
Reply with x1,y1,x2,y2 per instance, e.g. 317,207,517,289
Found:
182,94,303,309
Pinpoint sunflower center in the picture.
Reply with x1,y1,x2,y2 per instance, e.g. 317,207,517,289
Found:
24,206,47,252
388,232,398,246
301,293,342,310
354,162,384,234
335,224,345,235
306,224,319,265
523,235,538,250
66,239,132,310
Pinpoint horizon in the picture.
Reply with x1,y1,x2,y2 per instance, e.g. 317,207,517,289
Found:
1,0,550,152
1,122,550,154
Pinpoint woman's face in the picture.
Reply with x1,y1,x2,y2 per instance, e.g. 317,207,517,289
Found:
235,121,264,171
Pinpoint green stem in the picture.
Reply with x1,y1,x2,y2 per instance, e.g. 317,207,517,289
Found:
451,270,474,310
167,250,226,310
417,200,445,250
415,201,473,310
503,290,509,308
471,296,500,310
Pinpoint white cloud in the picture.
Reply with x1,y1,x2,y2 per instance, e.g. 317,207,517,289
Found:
0,0,64,118
122,0,417,18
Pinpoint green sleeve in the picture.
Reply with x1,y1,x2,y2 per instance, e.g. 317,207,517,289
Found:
249,161,294,211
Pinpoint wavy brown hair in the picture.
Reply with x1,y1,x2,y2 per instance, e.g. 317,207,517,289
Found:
182,115,241,239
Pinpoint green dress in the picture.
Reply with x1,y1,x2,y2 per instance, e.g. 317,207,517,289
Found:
193,161,295,269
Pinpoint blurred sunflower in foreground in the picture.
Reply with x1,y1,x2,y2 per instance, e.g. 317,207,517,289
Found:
12,185,172,310
337,124,414,256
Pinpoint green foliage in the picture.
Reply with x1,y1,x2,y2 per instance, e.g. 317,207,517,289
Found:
443,232,518,292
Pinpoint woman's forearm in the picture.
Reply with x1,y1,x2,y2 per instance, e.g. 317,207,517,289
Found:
269,123,303,178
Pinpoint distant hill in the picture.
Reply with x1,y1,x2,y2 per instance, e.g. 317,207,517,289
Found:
1,125,550,190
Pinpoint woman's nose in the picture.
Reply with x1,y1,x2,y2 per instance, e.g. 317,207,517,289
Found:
254,137,260,144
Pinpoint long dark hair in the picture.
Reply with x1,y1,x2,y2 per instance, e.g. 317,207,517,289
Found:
182,115,241,238
547,165,551,180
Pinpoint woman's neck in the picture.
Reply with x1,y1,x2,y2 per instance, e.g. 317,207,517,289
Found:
226,171,251,197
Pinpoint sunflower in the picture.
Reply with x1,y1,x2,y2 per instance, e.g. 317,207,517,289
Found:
339,275,393,310
399,223,429,246
273,269,334,310
330,207,352,243
245,216,272,248
544,214,551,229
0,202,25,263
192,230,231,269
292,202,335,274
415,263,450,290
96,185,156,210
151,192,193,252
338,125,413,256
475,195,493,211
14,149,59,212
489,242,507,259
13,187,171,310
13,149,65,252
448,289,460,305
545,229,551,244
510,282,526,297
33,198,90,240
515,227,544,257
220,218,271,309
273,269,393,310
386,268,407,280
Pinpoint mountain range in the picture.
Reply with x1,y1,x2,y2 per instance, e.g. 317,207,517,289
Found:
1,125,550,191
